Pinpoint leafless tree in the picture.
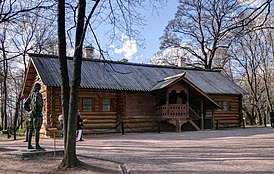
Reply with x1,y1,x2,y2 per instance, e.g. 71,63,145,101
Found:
0,26,8,131
0,0,55,24
160,0,272,69
150,47,191,66
230,27,274,125
0,0,55,136
57,0,167,169
9,10,56,72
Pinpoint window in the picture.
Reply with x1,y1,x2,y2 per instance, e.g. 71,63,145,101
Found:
216,101,230,111
222,101,229,111
82,98,92,111
102,98,111,111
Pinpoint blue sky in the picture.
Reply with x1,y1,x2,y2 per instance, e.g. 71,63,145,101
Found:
106,1,179,63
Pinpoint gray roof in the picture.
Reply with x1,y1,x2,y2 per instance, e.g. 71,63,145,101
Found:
30,54,246,95
150,73,186,91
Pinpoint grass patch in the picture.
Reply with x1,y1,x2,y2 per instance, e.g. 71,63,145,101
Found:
17,129,26,136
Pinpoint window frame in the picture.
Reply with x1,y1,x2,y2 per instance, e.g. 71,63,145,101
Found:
82,97,93,111
222,101,230,111
102,98,111,111
216,100,230,111
100,98,113,112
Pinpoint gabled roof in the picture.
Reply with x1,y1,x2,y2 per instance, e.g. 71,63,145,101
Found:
25,54,247,95
151,73,186,91
151,72,220,108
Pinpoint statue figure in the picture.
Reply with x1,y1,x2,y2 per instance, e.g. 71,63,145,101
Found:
24,83,44,150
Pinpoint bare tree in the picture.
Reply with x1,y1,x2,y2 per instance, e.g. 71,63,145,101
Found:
57,0,166,169
0,27,8,131
0,0,55,136
230,27,274,125
150,47,191,66
160,0,272,69
9,11,56,72
0,0,55,24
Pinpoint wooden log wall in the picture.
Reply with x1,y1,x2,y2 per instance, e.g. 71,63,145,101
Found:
116,92,125,132
124,92,158,132
44,86,62,136
44,88,120,135
45,89,163,134
211,94,243,128
43,87,162,135
79,89,118,134
39,86,244,135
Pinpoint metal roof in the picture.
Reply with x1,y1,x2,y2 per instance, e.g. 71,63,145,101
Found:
151,73,186,91
30,54,246,95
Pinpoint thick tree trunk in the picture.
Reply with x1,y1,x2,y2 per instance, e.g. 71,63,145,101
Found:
57,0,69,147
57,0,72,168
58,0,86,168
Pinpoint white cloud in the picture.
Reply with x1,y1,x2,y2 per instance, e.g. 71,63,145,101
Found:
110,33,138,60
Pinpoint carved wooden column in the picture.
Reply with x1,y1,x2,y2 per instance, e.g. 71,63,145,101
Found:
166,89,170,117
176,119,182,132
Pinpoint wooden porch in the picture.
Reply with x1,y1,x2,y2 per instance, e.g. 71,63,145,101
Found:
155,104,200,131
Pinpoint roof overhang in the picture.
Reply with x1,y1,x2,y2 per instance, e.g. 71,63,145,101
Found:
151,73,221,108
20,58,43,99
150,73,186,91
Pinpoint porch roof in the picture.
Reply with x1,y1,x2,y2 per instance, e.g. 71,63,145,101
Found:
151,73,186,91
24,54,246,95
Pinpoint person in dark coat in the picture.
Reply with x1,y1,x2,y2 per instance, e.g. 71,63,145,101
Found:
76,111,83,141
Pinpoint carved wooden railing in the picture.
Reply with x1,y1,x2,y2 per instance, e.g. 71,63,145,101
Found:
155,104,188,119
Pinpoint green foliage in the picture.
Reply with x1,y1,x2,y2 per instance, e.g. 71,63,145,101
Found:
16,129,26,136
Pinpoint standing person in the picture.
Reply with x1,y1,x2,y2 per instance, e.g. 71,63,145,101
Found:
58,114,64,137
24,83,44,150
76,111,84,141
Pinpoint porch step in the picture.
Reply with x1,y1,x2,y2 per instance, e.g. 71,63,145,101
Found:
188,120,200,130
165,118,201,132
181,121,199,131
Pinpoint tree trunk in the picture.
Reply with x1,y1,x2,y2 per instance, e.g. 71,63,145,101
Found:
1,83,3,130
57,0,87,168
257,107,263,125
13,99,20,140
1,40,8,131
57,0,69,152
61,0,86,167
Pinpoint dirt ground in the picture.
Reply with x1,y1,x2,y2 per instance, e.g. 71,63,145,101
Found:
1,127,274,174
0,158,121,174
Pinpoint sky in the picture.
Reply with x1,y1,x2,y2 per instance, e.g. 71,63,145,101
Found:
104,1,179,63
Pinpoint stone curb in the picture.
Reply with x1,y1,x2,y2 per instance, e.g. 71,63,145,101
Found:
78,155,129,174
1,150,64,160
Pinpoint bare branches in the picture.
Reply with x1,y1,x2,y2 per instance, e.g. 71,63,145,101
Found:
229,26,274,124
81,0,100,47
160,0,272,69
0,0,55,24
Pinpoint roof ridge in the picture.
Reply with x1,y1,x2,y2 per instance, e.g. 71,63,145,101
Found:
28,53,220,72
163,72,186,81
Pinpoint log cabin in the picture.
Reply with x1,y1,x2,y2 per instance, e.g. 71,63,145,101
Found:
21,54,247,136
